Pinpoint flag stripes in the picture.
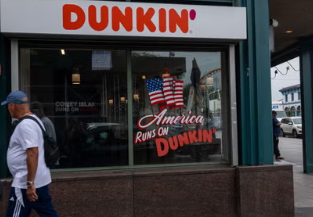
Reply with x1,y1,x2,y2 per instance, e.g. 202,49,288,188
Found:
173,79,184,108
145,77,185,109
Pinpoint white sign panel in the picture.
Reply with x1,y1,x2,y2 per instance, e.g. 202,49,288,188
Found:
0,0,247,40
272,105,279,109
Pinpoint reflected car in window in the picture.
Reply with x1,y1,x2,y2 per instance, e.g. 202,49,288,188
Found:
61,122,129,168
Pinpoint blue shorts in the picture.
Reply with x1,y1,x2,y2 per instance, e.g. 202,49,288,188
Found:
5,185,58,217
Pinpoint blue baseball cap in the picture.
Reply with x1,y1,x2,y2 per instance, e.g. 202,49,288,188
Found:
1,91,29,106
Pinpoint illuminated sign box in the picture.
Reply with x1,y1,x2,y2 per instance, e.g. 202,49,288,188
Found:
1,0,247,40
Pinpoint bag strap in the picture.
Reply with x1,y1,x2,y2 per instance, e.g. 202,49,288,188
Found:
19,116,47,137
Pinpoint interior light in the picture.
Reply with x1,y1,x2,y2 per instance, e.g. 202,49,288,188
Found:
72,73,80,85
162,66,170,78
109,99,113,105
142,75,146,80
134,94,139,101
285,30,293,34
61,49,66,55
121,97,126,102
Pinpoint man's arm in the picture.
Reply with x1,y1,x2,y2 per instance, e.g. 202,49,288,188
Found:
26,147,39,201
273,118,282,126
19,121,40,201
26,147,38,182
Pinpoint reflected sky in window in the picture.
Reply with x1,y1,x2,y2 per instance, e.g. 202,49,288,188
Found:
132,51,221,84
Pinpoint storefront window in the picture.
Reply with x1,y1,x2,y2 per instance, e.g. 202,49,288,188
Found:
291,106,296,117
285,107,291,117
297,106,301,116
20,48,128,168
132,51,227,165
19,46,230,169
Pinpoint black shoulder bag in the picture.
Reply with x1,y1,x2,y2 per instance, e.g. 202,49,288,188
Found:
19,116,60,168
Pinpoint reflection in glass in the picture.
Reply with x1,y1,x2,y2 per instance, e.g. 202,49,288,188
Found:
20,48,128,168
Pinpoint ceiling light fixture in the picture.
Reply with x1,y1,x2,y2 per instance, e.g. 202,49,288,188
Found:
285,30,293,34
162,66,170,78
72,67,80,85
72,73,80,85
61,49,66,55
133,94,139,101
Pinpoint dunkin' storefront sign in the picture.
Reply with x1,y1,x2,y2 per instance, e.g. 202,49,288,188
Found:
63,4,196,33
0,0,246,39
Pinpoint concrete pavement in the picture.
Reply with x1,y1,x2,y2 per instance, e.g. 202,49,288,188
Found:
275,137,313,217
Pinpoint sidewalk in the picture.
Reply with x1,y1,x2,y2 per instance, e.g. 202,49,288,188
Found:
276,137,313,216
275,161,313,217
293,166,313,217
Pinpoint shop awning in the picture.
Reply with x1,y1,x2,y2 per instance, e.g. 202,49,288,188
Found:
270,0,313,66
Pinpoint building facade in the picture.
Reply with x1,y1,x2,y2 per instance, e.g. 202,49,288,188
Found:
0,0,294,216
280,84,301,117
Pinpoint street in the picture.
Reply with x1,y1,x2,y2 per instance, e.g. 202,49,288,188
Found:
279,136,303,171
276,137,313,217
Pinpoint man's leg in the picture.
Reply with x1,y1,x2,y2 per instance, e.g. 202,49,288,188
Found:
31,185,58,217
276,137,284,159
5,187,31,217
273,136,280,159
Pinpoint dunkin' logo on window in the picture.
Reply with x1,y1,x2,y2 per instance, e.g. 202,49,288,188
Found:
63,4,196,33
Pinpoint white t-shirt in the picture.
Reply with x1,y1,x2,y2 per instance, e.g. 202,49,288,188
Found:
7,115,52,189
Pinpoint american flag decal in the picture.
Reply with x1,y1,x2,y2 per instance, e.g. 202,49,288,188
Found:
163,76,176,108
145,79,166,106
145,77,185,109
173,79,184,108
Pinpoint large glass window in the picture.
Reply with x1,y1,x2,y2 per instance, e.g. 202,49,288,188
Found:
297,106,301,116
20,48,128,168
291,106,296,117
132,51,228,165
285,107,291,117
19,45,230,169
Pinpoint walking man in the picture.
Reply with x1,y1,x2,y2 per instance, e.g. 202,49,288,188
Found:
272,110,284,161
2,91,58,217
